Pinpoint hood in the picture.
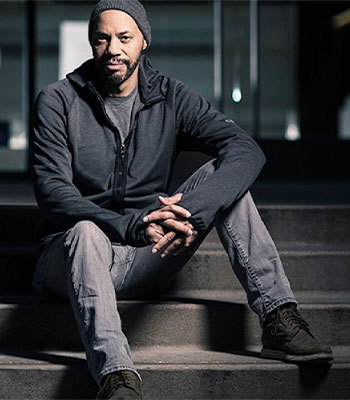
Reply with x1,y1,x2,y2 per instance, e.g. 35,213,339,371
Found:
66,55,167,105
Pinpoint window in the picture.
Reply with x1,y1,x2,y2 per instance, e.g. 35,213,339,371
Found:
0,0,349,175
0,1,26,172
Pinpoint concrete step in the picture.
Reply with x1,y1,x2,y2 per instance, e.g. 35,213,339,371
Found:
0,346,349,399
257,205,350,249
1,204,350,247
204,205,350,250
1,246,349,293
170,247,350,292
0,292,348,351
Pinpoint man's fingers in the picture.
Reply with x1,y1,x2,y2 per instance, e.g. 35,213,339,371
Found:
143,204,191,225
172,230,198,256
159,219,193,236
149,221,197,257
143,210,181,223
162,204,191,219
144,223,165,244
159,192,183,205
143,205,190,223
152,231,177,254
161,229,198,258
160,237,184,258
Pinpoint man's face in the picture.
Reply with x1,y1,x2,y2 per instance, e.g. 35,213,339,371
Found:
91,10,147,90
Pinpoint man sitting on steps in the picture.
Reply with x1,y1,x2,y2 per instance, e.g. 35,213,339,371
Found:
31,0,333,399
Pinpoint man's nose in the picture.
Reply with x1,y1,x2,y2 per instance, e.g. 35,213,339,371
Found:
107,37,122,56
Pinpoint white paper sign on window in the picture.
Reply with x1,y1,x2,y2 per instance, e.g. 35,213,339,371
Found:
59,21,91,80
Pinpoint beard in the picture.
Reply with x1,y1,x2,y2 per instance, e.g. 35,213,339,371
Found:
95,52,141,93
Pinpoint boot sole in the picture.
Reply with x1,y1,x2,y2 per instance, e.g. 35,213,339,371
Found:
261,348,333,363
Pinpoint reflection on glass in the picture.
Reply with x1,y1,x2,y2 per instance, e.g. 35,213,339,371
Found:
35,1,92,96
0,0,26,171
146,1,213,102
231,51,242,103
260,2,300,139
285,110,300,141
338,95,350,140
232,86,242,103
223,1,251,132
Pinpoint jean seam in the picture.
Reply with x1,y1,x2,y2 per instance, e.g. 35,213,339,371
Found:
63,233,91,332
265,297,297,314
109,246,116,272
223,219,271,313
116,248,137,293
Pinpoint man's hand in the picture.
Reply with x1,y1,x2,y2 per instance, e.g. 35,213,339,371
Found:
143,193,198,257
154,219,198,258
144,222,166,244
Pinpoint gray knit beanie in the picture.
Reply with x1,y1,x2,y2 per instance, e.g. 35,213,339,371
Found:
88,0,151,47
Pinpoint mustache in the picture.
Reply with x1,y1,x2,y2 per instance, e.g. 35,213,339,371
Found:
101,55,131,66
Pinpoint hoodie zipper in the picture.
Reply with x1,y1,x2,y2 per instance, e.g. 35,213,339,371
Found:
114,107,144,205
120,143,126,161
115,143,127,204
87,82,161,207
87,83,127,207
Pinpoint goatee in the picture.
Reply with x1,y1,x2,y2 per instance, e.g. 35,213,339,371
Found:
97,54,140,93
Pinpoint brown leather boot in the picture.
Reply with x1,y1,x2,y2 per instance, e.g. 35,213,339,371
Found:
261,303,333,363
97,370,142,399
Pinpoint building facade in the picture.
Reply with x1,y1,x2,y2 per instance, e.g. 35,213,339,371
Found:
0,0,349,179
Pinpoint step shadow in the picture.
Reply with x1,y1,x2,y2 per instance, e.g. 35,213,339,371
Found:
0,293,83,352
0,349,97,399
298,363,333,396
0,349,84,365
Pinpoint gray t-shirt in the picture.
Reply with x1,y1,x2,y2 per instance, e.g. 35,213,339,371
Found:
104,85,138,143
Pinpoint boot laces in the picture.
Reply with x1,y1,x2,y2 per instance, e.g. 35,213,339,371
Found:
272,304,311,335
97,371,135,399
109,370,133,390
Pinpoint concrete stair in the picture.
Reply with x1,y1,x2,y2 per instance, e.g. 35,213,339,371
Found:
0,202,350,399
1,347,349,399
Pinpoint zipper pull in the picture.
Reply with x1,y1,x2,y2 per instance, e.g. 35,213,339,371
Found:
120,143,126,161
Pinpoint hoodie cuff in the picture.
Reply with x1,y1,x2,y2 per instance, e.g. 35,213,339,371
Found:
176,199,209,234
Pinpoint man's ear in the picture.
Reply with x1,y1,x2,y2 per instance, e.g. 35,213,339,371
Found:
142,39,147,50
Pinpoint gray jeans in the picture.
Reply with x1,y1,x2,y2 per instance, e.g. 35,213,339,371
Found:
32,160,296,385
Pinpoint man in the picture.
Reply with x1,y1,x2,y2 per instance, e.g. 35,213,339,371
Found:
31,0,333,399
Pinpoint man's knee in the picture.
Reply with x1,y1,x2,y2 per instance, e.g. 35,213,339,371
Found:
64,220,112,262
67,220,106,241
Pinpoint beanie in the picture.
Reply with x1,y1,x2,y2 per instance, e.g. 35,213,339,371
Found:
88,0,151,47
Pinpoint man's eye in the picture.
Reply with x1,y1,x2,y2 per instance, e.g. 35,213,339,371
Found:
93,35,108,44
121,36,131,42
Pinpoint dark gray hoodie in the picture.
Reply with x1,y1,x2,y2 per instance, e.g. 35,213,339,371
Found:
32,55,265,246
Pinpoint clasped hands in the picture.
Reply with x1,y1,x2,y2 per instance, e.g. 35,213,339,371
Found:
143,193,198,258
